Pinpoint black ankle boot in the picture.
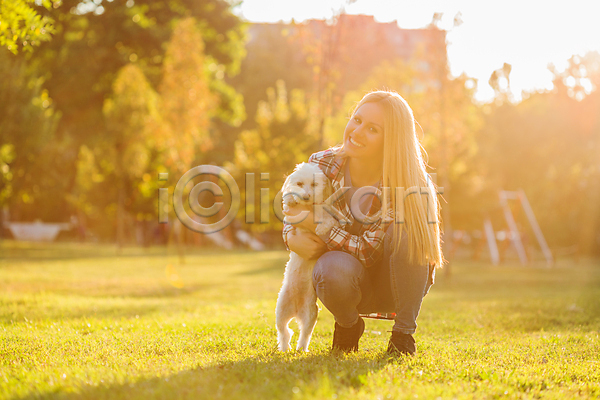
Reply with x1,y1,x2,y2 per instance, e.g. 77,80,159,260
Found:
387,331,416,356
332,317,365,352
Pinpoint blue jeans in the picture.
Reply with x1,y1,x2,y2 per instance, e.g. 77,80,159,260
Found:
313,227,435,334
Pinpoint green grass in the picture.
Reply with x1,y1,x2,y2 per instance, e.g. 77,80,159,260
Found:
1,241,599,399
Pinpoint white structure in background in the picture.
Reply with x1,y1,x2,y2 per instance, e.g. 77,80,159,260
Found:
484,190,554,267
235,230,265,251
205,229,265,251
204,230,234,250
483,218,500,265
5,220,71,242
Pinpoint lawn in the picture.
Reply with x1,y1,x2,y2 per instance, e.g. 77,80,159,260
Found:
1,241,599,399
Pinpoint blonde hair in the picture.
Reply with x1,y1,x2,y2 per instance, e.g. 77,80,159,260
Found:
342,90,444,267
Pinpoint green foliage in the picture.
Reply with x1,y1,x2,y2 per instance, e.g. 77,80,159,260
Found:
88,63,161,243
69,145,101,216
0,50,60,218
159,16,245,170
159,17,216,172
0,0,246,234
1,242,599,399
0,143,15,203
0,0,58,54
103,63,160,176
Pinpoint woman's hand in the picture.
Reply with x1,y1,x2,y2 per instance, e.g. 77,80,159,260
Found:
287,229,328,260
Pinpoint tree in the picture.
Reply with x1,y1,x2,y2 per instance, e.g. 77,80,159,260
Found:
0,49,60,224
0,0,58,54
488,62,513,103
31,0,246,150
158,17,227,176
102,63,160,248
4,0,246,238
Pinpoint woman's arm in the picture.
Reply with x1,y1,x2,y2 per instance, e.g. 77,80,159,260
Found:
287,229,328,260
285,206,388,267
323,224,386,268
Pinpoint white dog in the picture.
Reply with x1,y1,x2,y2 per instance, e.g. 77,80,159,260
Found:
276,162,338,352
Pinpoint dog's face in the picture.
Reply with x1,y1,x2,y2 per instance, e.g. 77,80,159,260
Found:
282,163,333,207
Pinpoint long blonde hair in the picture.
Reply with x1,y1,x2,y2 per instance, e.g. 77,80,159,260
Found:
343,90,444,267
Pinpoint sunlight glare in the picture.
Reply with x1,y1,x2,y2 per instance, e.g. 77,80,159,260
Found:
238,0,600,102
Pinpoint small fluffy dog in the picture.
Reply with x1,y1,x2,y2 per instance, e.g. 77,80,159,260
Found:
276,162,338,352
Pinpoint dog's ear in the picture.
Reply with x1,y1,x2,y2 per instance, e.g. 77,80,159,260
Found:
313,171,332,204
282,173,291,194
284,163,306,194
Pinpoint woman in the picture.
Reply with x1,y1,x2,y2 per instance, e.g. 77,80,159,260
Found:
282,90,443,355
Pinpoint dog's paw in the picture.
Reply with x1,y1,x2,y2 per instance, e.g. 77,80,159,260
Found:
278,344,290,352
315,224,329,236
315,217,339,236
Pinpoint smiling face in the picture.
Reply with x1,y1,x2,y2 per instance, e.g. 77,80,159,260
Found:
343,102,385,162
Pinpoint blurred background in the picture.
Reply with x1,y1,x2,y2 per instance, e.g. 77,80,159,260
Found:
0,0,599,263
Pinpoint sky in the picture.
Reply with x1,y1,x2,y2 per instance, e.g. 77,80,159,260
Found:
234,0,600,102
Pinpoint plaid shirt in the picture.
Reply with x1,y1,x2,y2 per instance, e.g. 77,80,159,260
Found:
282,147,391,268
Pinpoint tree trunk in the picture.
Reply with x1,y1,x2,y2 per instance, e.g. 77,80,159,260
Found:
116,145,125,252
